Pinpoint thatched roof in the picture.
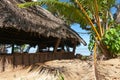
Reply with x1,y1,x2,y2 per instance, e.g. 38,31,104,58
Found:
0,0,86,46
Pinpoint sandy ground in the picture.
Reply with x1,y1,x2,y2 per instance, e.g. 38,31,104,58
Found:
97,58,120,80
0,58,120,80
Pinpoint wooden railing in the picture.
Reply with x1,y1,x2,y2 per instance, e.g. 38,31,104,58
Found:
0,52,74,72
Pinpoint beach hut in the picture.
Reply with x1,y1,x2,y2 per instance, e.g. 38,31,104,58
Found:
0,0,86,72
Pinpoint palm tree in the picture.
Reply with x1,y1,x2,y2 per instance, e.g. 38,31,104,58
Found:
19,0,116,58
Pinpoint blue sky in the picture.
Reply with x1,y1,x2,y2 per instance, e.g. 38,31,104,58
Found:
116,0,120,4
71,24,90,55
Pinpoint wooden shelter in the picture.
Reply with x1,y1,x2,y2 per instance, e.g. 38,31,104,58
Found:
0,0,86,72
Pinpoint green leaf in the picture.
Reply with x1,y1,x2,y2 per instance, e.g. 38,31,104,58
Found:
102,26,120,54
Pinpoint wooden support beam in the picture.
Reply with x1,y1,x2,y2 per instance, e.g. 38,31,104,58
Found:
47,47,50,52
73,42,77,53
21,54,24,65
66,46,70,52
73,46,76,53
13,54,15,69
11,44,14,54
2,56,5,72
61,45,64,52
54,38,61,53
73,47,76,53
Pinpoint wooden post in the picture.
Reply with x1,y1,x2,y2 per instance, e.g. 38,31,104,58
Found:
28,54,30,65
13,54,15,69
66,46,70,52
47,47,50,52
73,45,76,53
11,44,14,54
21,54,24,66
73,41,77,54
54,38,61,53
36,45,40,53
2,56,5,72
61,41,65,52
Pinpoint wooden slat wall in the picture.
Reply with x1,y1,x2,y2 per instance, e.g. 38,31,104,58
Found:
0,56,4,72
0,52,74,72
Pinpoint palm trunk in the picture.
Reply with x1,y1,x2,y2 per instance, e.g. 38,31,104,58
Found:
93,43,98,80
94,0,103,37
75,0,101,41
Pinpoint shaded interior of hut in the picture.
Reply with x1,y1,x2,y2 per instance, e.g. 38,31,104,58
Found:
0,27,76,54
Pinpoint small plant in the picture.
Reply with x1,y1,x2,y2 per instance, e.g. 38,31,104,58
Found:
59,74,64,80
81,56,89,60
102,26,120,56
